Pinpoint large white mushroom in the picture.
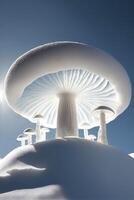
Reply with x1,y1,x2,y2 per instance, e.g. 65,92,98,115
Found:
4,42,131,138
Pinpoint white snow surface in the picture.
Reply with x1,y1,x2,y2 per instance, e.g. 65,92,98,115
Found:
129,153,134,158
0,185,67,200
0,138,134,199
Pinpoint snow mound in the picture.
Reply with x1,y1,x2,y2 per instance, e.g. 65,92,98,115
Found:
0,185,67,200
0,138,134,199
129,153,134,159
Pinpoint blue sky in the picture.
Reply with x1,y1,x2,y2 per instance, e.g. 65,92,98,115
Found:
0,0,134,157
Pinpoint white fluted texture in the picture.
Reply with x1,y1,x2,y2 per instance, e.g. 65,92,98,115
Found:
16,69,118,129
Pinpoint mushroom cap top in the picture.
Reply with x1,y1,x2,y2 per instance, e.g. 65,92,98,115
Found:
17,134,28,141
94,106,115,113
33,114,44,119
32,114,44,123
23,128,35,135
5,41,131,129
80,122,90,129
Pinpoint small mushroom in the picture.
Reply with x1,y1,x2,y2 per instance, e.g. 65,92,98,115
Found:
33,114,44,142
40,126,50,141
23,128,35,144
93,106,115,144
80,122,90,139
86,134,96,141
16,134,29,146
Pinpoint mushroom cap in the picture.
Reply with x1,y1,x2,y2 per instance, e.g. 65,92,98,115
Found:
93,106,115,121
17,134,28,141
80,122,90,129
23,128,35,135
32,114,44,123
40,126,50,132
5,42,131,129
33,114,44,119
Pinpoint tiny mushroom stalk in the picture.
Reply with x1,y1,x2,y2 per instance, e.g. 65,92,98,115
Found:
17,134,29,146
93,106,115,145
40,126,50,141
83,129,88,138
33,114,44,142
81,122,90,139
23,128,35,144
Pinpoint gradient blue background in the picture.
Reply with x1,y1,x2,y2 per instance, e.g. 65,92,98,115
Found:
0,0,133,157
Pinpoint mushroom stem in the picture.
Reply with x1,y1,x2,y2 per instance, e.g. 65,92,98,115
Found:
41,131,46,141
28,135,32,144
84,129,88,138
97,111,108,144
43,131,47,141
36,119,41,142
21,140,25,146
56,92,78,138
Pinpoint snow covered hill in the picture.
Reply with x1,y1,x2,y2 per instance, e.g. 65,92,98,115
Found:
129,153,134,159
0,138,134,199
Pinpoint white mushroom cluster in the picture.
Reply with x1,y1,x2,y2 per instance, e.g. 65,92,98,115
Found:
5,42,131,146
17,115,50,146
